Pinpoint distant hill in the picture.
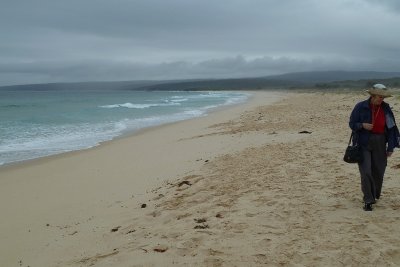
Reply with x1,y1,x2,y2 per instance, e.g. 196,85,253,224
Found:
263,71,400,83
0,80,165,91
139,77,307,91
139,71,400,91
1,70,400,91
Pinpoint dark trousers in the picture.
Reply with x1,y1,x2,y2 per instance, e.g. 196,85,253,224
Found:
358,134,387,204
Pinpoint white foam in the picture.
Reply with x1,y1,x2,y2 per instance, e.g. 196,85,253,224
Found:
169,98,188,103
99,102,180,109
223,93,250,105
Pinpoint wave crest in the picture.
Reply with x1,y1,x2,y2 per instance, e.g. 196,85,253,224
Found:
99,102,179,109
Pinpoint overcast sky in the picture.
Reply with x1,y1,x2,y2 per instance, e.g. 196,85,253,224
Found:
1,0,400,86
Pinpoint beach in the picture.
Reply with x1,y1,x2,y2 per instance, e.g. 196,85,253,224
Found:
1,90,400,267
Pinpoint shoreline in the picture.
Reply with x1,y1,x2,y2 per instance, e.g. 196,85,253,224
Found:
0,90,285,267
0,91,254,170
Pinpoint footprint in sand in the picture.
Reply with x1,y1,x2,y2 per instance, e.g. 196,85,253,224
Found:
385,249,400,263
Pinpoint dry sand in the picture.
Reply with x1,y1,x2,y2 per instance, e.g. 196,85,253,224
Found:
1,91,400,267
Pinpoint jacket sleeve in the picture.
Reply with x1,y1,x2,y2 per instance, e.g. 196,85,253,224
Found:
349,103,363,131
386,108,400,152
386,126,399,152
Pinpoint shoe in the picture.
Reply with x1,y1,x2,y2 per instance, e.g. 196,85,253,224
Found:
363,203,373,211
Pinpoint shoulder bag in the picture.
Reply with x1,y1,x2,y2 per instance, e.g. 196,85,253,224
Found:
343,132,364,164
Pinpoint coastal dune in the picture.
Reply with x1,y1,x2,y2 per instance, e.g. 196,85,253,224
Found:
1,91,400,266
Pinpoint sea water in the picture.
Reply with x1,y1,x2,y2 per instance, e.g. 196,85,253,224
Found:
0,89,249,166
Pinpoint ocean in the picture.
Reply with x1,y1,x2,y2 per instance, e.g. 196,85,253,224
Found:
0,89,249,166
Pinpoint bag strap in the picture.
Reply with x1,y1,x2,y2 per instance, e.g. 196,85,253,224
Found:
348,132,354,146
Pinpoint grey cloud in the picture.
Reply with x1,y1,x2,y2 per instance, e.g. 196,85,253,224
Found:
364,0,400,12
0,0,400,86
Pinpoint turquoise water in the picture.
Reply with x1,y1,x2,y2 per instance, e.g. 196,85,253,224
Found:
0,89,249,165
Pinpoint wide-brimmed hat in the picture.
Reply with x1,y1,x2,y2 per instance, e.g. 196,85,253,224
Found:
366,83,392,98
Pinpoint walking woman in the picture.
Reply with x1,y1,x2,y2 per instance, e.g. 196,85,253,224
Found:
349,84,400,211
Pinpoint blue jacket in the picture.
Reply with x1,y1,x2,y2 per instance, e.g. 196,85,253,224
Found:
349,98,400,152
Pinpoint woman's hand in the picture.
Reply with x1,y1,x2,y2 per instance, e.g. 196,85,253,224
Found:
362,123,373,131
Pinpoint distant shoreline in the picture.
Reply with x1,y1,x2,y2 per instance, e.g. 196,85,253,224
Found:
1,70,399,90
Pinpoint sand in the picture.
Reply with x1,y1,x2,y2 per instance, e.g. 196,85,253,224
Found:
1,91,400,267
